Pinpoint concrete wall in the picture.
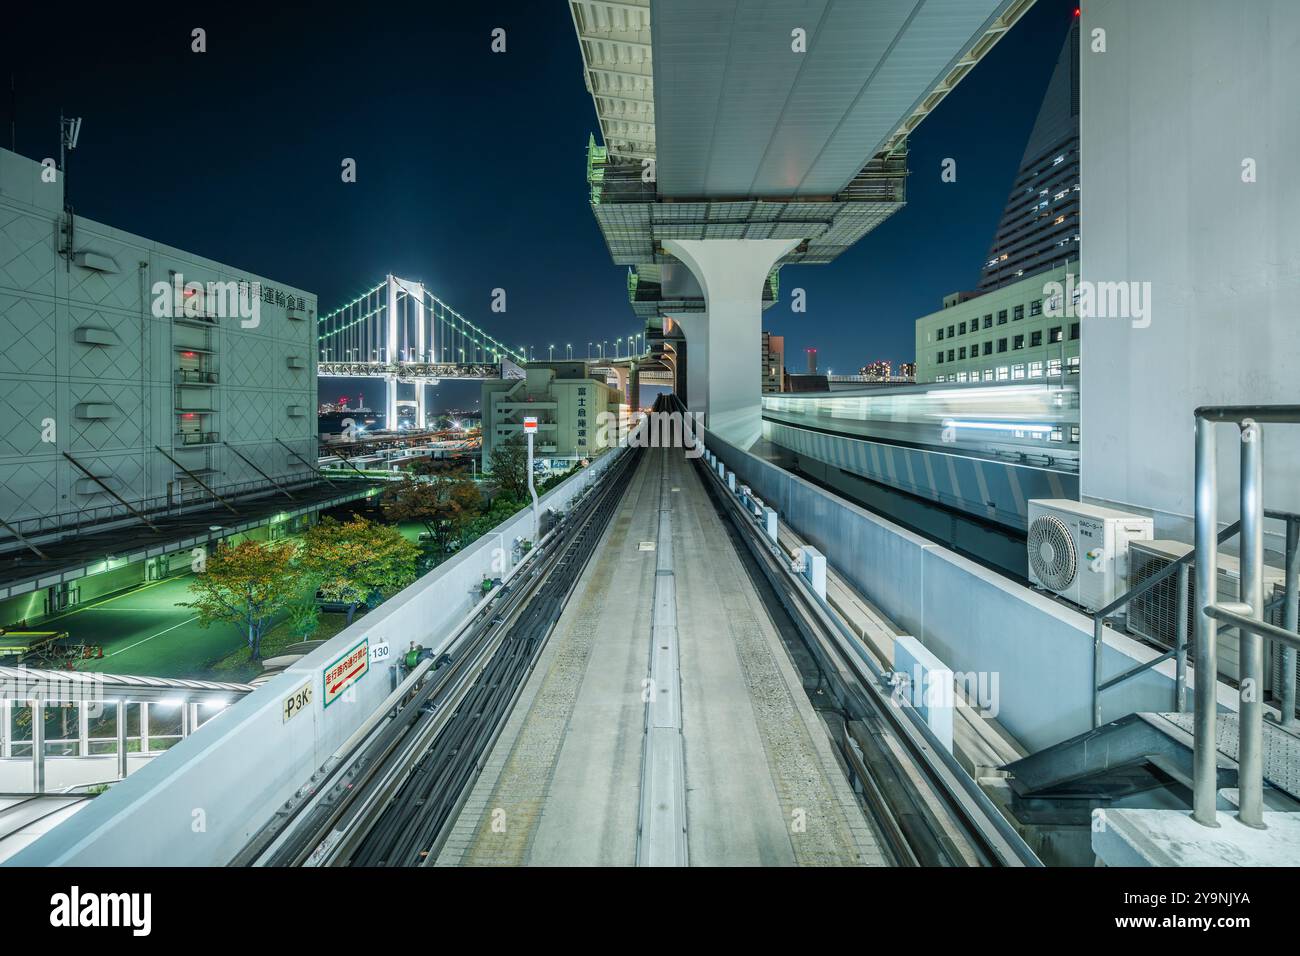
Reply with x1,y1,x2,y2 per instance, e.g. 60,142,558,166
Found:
706,433,1238,753
6,449,624,865
1080,1,1300,547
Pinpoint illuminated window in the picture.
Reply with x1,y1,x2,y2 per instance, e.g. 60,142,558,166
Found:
996,366,1009,381
1049,327,1063,343
1012,364,1026,380
1029,361,1044,377
983,369,994,381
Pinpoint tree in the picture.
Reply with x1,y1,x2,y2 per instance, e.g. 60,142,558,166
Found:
488,435,529,502
300,516,420,610
184,539,301,660
287,599,320,641
382,475,483,554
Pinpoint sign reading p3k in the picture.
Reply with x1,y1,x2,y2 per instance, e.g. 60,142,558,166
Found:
323,638,369,707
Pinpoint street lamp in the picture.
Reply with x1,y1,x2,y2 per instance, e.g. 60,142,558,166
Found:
566,343,573,360
548,344,555,361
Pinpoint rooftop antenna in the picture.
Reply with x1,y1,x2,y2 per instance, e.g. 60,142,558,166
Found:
58,111,81,266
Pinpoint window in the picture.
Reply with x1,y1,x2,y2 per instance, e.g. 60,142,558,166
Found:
1012,364,1026,380
1013,334,1025,350
947,325,955,338
1030,299,1042,317
1070,322,1080,340
957,372,968,382
958,321,967,335
1068,355,1081,373
983,369,994,382
1047,358,1062,376
1029,361,1044,378
1013,305,1024,321
937,328,944,341
936,351,943,364
984,314,993,329
982,342,993,356
1050,427,1064,442
1049,326,1063,344
947,349,954,362
996,366,1009,381
1070,426,1080,443
958,347,967,360
997,338,1008,353
1030,330,1042,347
997,310,1008,325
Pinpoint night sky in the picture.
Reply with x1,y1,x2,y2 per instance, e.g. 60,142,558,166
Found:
7,0,1078,406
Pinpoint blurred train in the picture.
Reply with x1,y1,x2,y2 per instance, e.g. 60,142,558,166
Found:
761,380,1079,472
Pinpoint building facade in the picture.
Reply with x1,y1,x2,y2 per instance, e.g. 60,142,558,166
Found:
761,331,785,393
978,16,1080,291
481,363,624,470
0,147,353,619
915,261,1080,385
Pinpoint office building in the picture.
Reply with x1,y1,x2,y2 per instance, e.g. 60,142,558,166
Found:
978,16,1080,290
480,362,625,469
761,332,785,393
915,261,1080,385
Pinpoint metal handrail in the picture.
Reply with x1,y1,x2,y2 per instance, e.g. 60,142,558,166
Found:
1090,519,1240,727
1191,405,1300,830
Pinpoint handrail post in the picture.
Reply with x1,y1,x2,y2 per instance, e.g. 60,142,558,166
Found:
1175,562,1190,712
1092,615,1105,728
1237,420,1265,828
1192,415,1219,826
1283,515,1299,728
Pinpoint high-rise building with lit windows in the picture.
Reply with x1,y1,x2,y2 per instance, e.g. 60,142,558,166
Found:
978,15,1080,291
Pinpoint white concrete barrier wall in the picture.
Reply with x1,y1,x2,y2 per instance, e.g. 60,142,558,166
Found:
705,433,1237,751
7,449,626,866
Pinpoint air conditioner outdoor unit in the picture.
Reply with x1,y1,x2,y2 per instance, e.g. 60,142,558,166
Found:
1128,539,1287,686
1027,500,1154,613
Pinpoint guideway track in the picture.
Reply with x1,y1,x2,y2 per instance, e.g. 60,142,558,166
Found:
235,441,643,867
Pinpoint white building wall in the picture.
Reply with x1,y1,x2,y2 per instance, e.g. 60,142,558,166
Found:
1080,1,1300,546
0,148,317,544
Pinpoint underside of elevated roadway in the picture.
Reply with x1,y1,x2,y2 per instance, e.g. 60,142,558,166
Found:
437,446,883,866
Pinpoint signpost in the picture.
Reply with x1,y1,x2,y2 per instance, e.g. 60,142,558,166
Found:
523,416,539,541
323,638,369,708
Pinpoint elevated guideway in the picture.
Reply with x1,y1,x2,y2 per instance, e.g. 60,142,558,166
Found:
436,445,884,866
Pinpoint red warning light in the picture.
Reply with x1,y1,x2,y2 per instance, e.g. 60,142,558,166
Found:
1074,7,1080,15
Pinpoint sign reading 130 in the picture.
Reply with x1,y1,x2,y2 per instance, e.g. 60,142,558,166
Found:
370,641,390,663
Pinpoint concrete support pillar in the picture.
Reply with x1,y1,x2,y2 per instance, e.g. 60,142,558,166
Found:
116,700,128,781
669,312,709,422
140,702,150,754
612,365,630,406
385,274,400,428
78,702,90,757
663,239,800,448
31,701,44,794
629,360,640,410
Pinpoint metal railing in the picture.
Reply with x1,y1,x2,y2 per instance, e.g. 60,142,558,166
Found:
0,463,354,548
1191,405,1300,829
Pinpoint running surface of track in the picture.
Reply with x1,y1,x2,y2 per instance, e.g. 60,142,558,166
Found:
436,446,885,866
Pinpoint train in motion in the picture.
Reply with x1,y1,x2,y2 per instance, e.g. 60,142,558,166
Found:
762,380,1080,472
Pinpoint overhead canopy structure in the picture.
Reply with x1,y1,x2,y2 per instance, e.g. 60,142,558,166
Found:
569,0,1036,444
